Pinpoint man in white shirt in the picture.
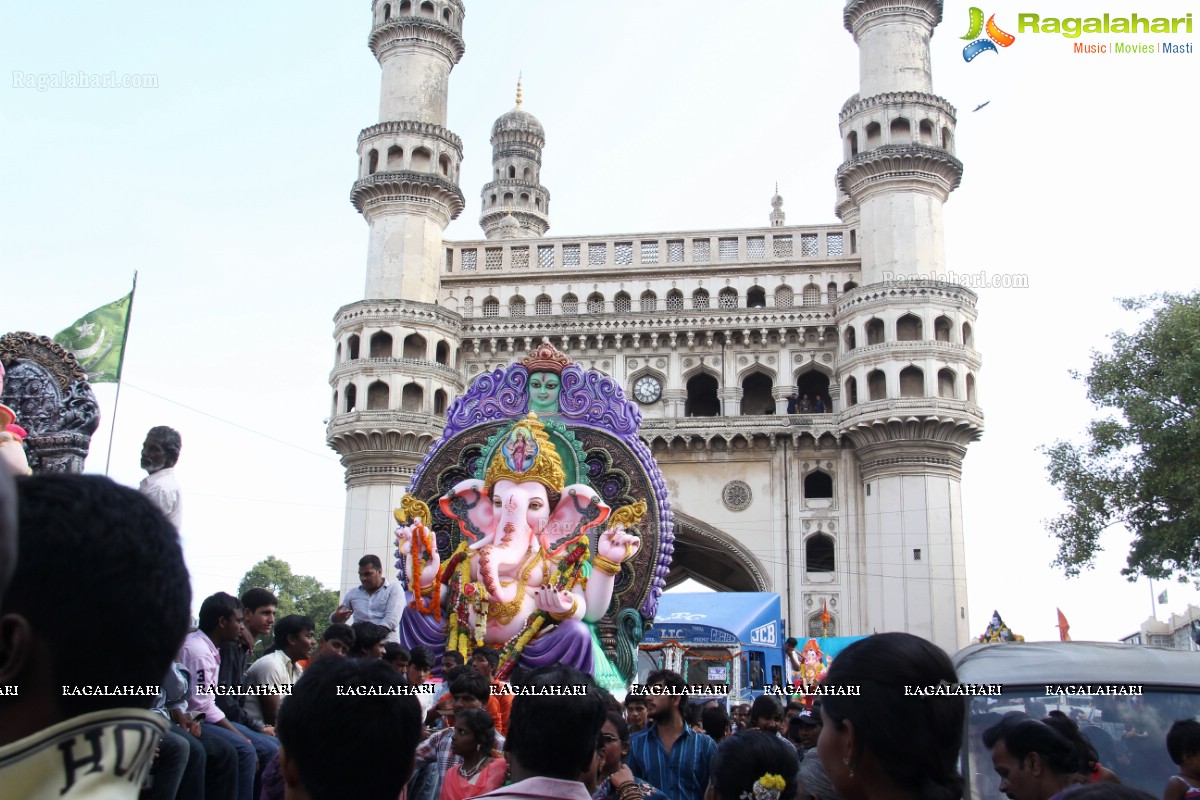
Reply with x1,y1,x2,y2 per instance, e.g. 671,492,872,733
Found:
138,426,182,529
243,615,315,728
330,554,402,643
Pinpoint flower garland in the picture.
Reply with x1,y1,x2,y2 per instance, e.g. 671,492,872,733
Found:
638,640,736,662
408,518,441,621
494,539,590,680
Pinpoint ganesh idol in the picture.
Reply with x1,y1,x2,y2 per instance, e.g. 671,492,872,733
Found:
394,412,643,677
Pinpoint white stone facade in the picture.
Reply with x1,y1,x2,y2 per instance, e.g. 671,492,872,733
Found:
329,0,982,653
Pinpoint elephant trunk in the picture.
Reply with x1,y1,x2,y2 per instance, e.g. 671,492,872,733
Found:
477,520,529,605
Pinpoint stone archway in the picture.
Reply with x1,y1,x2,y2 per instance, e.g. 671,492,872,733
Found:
665,511,770,592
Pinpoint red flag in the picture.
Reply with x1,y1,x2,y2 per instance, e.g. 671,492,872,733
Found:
1056,608,1071,642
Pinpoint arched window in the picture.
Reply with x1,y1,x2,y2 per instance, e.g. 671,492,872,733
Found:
523,167,532,180
847,130,859,157
896,313,922,341
335,342,342,363
741,372,774,416
434,389,448,415
865,319,884,345
402,333,425,359
797,369,831,410
586,293,605,314
398,0,411,11
845,376,858,406
410,146,432,171
562,294,578,315
369,331,393,358
844,326,856,351
865,121,882,149
443,7,451,22
347,334,360,360
419,1,434,16
804,470,833,499
402,382,423,412
775,285,794,308
367,380,389,410
666,290,684,312
685,373,720,417
938,368,956,399
718,288,738,309
962,322,974,347
519,192,530,207
462,296,473,316
867,369,886,401
640,291,657,312
843,281,858,293
482,297,500,317
535,295,552,316
806,534,835,573
386,145,403,170
919,119,935,145
802,283,821,306
435,341,450,365
344,383,357,413
747,286,766,308
367,149,379,175
509,296,526,317
967,373,977,403
899,366,924,397
439,153,451,176
383,3,392,21
508,165,516,179
890,117,911,145
934,315,952,343
614,292,632,314
692,289,710,310
827,282,839,303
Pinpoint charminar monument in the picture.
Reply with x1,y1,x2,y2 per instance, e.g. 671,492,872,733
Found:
326,0,982,652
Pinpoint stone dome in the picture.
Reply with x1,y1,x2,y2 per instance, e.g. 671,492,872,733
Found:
491,106,544,140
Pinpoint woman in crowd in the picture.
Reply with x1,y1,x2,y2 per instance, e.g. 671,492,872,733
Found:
439,707,506,800
592,711,668,800
817,632,963,800
706,730,799,800
797,754,840,800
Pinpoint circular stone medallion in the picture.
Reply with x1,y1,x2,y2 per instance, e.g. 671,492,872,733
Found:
722,480,753,512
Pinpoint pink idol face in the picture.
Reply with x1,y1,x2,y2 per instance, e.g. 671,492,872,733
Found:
491,479,551,537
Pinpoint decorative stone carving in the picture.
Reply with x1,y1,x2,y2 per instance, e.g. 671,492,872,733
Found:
0,332,100,474
721,480,753,511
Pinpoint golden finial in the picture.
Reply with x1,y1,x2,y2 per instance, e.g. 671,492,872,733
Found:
516,73,523,108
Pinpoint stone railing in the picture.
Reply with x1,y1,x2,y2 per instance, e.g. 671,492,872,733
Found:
460,308,839,336
326,409,446,436
640,414,840,442
835,279,978,315
837,340,981,367
443,223,857,275
330,357,464,384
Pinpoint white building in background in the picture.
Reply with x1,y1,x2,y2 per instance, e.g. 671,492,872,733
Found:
1121,605,1200,650
326,0,983,653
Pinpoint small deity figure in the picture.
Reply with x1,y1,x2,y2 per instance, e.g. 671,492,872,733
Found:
395,413,642,677
502,426,537,472
522,343,572,415
139,425,182,529
799,638,826,690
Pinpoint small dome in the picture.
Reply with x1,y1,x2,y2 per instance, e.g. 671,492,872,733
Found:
491,106,544,140
499,212,520,230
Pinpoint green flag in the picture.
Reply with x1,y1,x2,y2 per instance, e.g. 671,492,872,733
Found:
54,293,132,383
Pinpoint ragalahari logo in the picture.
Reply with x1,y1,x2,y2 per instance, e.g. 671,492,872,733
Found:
962,8,1016,61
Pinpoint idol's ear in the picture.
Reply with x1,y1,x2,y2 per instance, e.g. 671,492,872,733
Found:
541,484,611,557
439,479,494,543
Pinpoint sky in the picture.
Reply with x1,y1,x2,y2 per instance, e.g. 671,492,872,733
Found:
3,1,1198,644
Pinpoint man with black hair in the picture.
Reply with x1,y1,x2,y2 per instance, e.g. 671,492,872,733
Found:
314,623,354,660
982,714,1082,800
244,615,315,727
628,669,716,800
383,642,411,673
139,425,183,529
277,655,423,800
477,664,606,800
625,694,649,734
180,592,272,800
411,670,507,800
0,475,190,798
217,587,278,736
330,554,402,643
350,621,389,658
472,646,512,735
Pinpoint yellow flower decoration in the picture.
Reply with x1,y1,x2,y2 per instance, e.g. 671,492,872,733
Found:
741,773,786,800
760,775,786,790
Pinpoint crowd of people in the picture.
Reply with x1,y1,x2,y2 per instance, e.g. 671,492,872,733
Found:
0,471,1194,800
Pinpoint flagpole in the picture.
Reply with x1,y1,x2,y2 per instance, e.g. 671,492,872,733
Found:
103,272,138,476
1149,577,1157,620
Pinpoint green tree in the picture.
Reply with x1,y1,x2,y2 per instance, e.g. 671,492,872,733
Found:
238,556,340,652
1042,292,1200,581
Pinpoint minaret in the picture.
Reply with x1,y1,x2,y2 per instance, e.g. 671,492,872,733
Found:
480,78,551,239
834,0,981,652
769,184,785,227
327,0,468,593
